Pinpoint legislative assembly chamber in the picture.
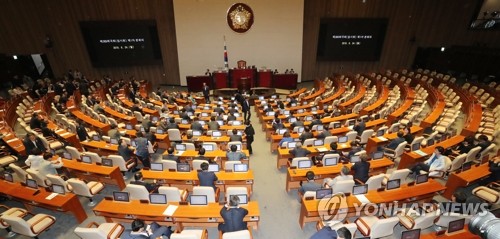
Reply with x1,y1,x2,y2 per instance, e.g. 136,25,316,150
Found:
0,0,499,239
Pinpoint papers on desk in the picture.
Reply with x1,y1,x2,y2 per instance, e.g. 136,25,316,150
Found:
377,136,388,141
55,129,65,133
60,132,72,137
414,150,427,156
163,205,178,216
45,193,58,200
316,147,328,152
175,151,185,156
355,195,371,204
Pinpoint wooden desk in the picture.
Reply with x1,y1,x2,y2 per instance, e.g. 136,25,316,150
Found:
365,126,423,154
269,127,351,152
398,135,465,169
0,131,26,155
0,181,87,223
361,86,389,115
80,140,119,155
118,97,159,116
442,163,491,199
163,149,251,168
102,105,138,125
62,159,126,190
141,169,254,193
286,158,393,191
71,109,110,134
339,85,366,109
288,88,307,98
299,179,445,228
276,143,352,169
94,200,260,230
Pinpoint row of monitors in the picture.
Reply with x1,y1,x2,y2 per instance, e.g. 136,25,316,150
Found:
294,152,385,168
112,191,248,205
176,143,241,152
149,163,248,173
312,175,429,200
283,136,348,145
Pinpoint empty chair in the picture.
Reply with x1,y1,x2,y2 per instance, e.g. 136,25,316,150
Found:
465,146,482,163
26,169,50,187
162,160,178,171
360,174,385,190
324,136,338,145
355,215,399,238
170,229,208,239
67,178,104,206
0,205,27,237
303,138,316,147
345,131,357,142
356,129,374,145
397,207,441,230
134,111,143,122
65,146,81,159
192,186,219,203
384,141,407,162
46,174,72,192
1,213,56,239
168,129,182,143
9,163,30,181
0,151,17,171
124,184,150,200
221,229,252,239
382,169,411,185
388,123,400,133
406,136,424,151
83,152,102,164
472,184,499,204
224,161,242,170
476,143,496,163
448,154,467,173
107,155,136,175
331,180,355,194
435,213,472,229
38,136,65,151
158,186,188,202
74,222,124,239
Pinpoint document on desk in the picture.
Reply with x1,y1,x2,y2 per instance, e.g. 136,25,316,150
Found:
163,205,178,216
60,132,72,137
45,193,58,200
316,147,328,152
355,195,371,205
377,136,388,141
55,129,65,133
414,150,427,156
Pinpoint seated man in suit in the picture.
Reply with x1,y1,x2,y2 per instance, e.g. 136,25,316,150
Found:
226,113,237,122
289,142,312,158
299,126,314,144
207,116,220,131
121,219,172,239
197,162,218,190
166,118,179,129
213,103,226,115
299,171,322,194
226,145,247,161
291,117,305,129
310,114,323,128
23,133,47,156
384,131,405,150
273,118,285,131
229,129,243,142
352,118,366,136
410,146,446,177
351,153,370,184
107,124,121,140
324,166,353,187
131,172,158,193
163,147,180,163
194,148,215,163
141,115,155,131
190,117,204,132
310,226,352,239
219,195,248,234
476,134,492,152
316,128,332,139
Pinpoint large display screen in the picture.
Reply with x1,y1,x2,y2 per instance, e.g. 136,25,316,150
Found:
317,18,388,61
80,20,162,67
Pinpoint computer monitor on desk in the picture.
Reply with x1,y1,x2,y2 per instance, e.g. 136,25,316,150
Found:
372,151,384,160
314,139,324,146
287,142,297,149
289,117,297,123
52,184,65,195
338,136,348,143
26,179,38,189
353,185,368,195
177,163,191,172
376,129,385,137
462,162,472,171
92,135,100,141
298,160,312,169
63,152,72,160
110,138,118,145
149,194,167,204
3,172,13,183
411,143,421,151
176,144,186,151
278,129,287,135
416,174,428,184
427,138,435,146
212,131,222,137
102,158,113,167
156,128,164,134
126,124,133,130
324,157,338,166
333,122,341,129
190,195,208,205
316,188,332,199
81,155,92,164
234,164,248,172
208,164,220,172
401,229,420,239
202,144,214,151
234,194,248,204
386,179,401,190
113,191,130,202
192,130,202,137
350,155,361,163
447,218,465,234
150,163,163,171
305,116,313,121
297,127,304,134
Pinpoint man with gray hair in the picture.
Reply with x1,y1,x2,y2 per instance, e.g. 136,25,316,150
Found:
218,195,248,233
310,226,352,239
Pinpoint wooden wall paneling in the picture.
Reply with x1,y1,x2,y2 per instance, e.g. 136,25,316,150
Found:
0,0,180,87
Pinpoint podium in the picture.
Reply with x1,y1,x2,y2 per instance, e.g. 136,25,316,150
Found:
258,70,272,88
273,74,298,89
230,69,256,91
213,71,228,89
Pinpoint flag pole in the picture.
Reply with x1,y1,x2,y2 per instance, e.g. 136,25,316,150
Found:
223,35,229,70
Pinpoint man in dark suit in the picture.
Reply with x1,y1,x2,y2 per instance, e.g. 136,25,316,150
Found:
291,117,304,129
353,118,366,136
131,172,158,193
207,116,220,131
476,134,492,152
310,114,323,128
273,118,285,131
163,147,180,163
385,131,405,150
242,97,251,121
202,82,210,103
289,142,311,158
29,113,44,130
351,153,370,184
23,133,47,155
276,100,285,110
317,129,332,139
299,126,314,144
234,92,244,105
190,117,204,131
229,129,243,142
310,226,352,239
75,120,90,141
218,195,248,234
197,162,218,190
166,118,179,129
118,139,139,172
213,104,225,115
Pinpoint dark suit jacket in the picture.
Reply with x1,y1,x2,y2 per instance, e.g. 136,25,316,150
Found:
289,147,311,157
23,137,47,155
242,100,250,112
387,137,405,149
299,132,314,144
352,161,370,183
118,144,134,161
163,154,180,163
76,125,89,141
219,206,248,233
229,135,243,142
29,116,43,130
191,122,203,131
203,86,210,97
197,171,218,189
353,121,366,136
310,227,339,239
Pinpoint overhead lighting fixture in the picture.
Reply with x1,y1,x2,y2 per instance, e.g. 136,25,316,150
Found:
441,47,446,52
13,55,17,60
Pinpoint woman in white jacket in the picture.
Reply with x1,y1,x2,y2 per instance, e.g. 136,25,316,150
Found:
410,146,446,177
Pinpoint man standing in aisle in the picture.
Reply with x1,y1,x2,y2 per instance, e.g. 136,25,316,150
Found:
202,82,210,103
242,96,251,121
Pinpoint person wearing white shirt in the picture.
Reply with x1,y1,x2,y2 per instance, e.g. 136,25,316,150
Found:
324,166,353,187
37,152,63,176
25,148,45,171
410,146,446,177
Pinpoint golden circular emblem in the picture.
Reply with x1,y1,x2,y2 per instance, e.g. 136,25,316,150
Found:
227,3,254,33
